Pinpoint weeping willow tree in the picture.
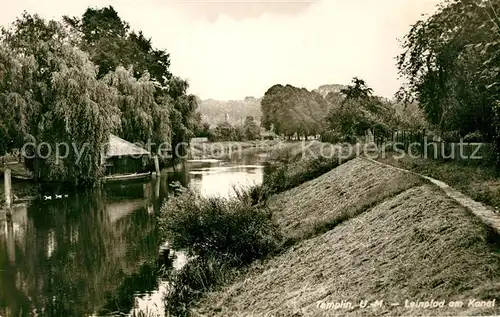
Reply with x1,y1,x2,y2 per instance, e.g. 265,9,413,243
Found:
1,10,198,185
103,66,171,150
0,13,121,186
0,46,35,155
46,46,121,186
167,76,198,159
64,6,191,156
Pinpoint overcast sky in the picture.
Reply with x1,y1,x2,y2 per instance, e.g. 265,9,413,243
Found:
1,0,443,100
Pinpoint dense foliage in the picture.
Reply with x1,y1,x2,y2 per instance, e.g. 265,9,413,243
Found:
243,116,261,140
261,84,329,139
0,14,120,185
259,80,423,143
323,78,401,142
160,186,282,315
103,66,171,146
0,7,199,185
65,6,197,158
160,187,281,263
64,6,172,85
397,0,500,148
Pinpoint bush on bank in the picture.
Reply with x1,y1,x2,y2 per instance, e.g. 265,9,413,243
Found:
159,187,282,315
159,187,282,264
263,156,340,194
165,255,236,316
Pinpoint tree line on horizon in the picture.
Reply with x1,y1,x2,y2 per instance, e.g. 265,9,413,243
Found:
259,78,427,143
192,114,262,142
260,0,500,156
197,96,262,126
0,6,198,186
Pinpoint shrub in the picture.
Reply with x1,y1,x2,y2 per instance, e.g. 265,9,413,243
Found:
233,184,267,206
266,143,303,164
159,187,282,265
165,255,235,316
441,130,461,142
160,186,282,315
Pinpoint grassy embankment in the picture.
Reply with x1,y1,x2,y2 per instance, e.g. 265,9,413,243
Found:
161,141,500,316
376,152,500,209
196,181,500,316
159,141,356,315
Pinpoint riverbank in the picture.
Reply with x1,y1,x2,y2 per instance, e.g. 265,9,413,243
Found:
189,156,500,316
188,140,281,159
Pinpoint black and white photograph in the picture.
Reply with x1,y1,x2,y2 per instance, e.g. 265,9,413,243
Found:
1,0,500,316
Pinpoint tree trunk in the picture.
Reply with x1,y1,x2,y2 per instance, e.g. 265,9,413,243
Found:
153,155,160,177
34,156,39,183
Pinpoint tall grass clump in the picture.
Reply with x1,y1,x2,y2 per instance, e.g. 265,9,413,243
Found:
159,186,282,315
165,255,235,316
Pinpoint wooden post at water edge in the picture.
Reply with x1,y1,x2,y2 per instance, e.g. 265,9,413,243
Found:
153,155,161,177
4,168,12,214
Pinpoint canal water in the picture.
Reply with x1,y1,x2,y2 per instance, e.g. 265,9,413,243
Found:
0,150,272,317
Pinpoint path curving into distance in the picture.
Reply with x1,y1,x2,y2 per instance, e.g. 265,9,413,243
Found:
364,157,500,233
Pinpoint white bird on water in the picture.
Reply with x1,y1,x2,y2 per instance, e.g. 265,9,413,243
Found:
43,195,52,200
55,194,62,199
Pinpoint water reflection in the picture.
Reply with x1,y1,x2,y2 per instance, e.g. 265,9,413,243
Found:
0,193,161,317
0,150,269,316
190,165,264,197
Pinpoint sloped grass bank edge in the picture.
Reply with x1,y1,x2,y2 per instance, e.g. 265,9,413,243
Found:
159,151,359,315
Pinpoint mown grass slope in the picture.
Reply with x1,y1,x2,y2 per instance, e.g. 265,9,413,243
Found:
189,157,500,316
195,184,500,316
268,157,423,241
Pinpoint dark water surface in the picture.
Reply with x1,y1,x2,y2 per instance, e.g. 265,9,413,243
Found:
0,151,271,317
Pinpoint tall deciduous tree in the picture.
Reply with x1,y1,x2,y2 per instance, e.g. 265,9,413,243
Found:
65,6,197,157
261,84,328,139
168,76,198,159
397,0,500,140
327,77,395,139
0,46,35,155
64,6,172,84
243,116,261,140
103,66,171,148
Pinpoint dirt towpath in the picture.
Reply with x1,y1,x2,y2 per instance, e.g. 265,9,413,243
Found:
366,157,500,233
